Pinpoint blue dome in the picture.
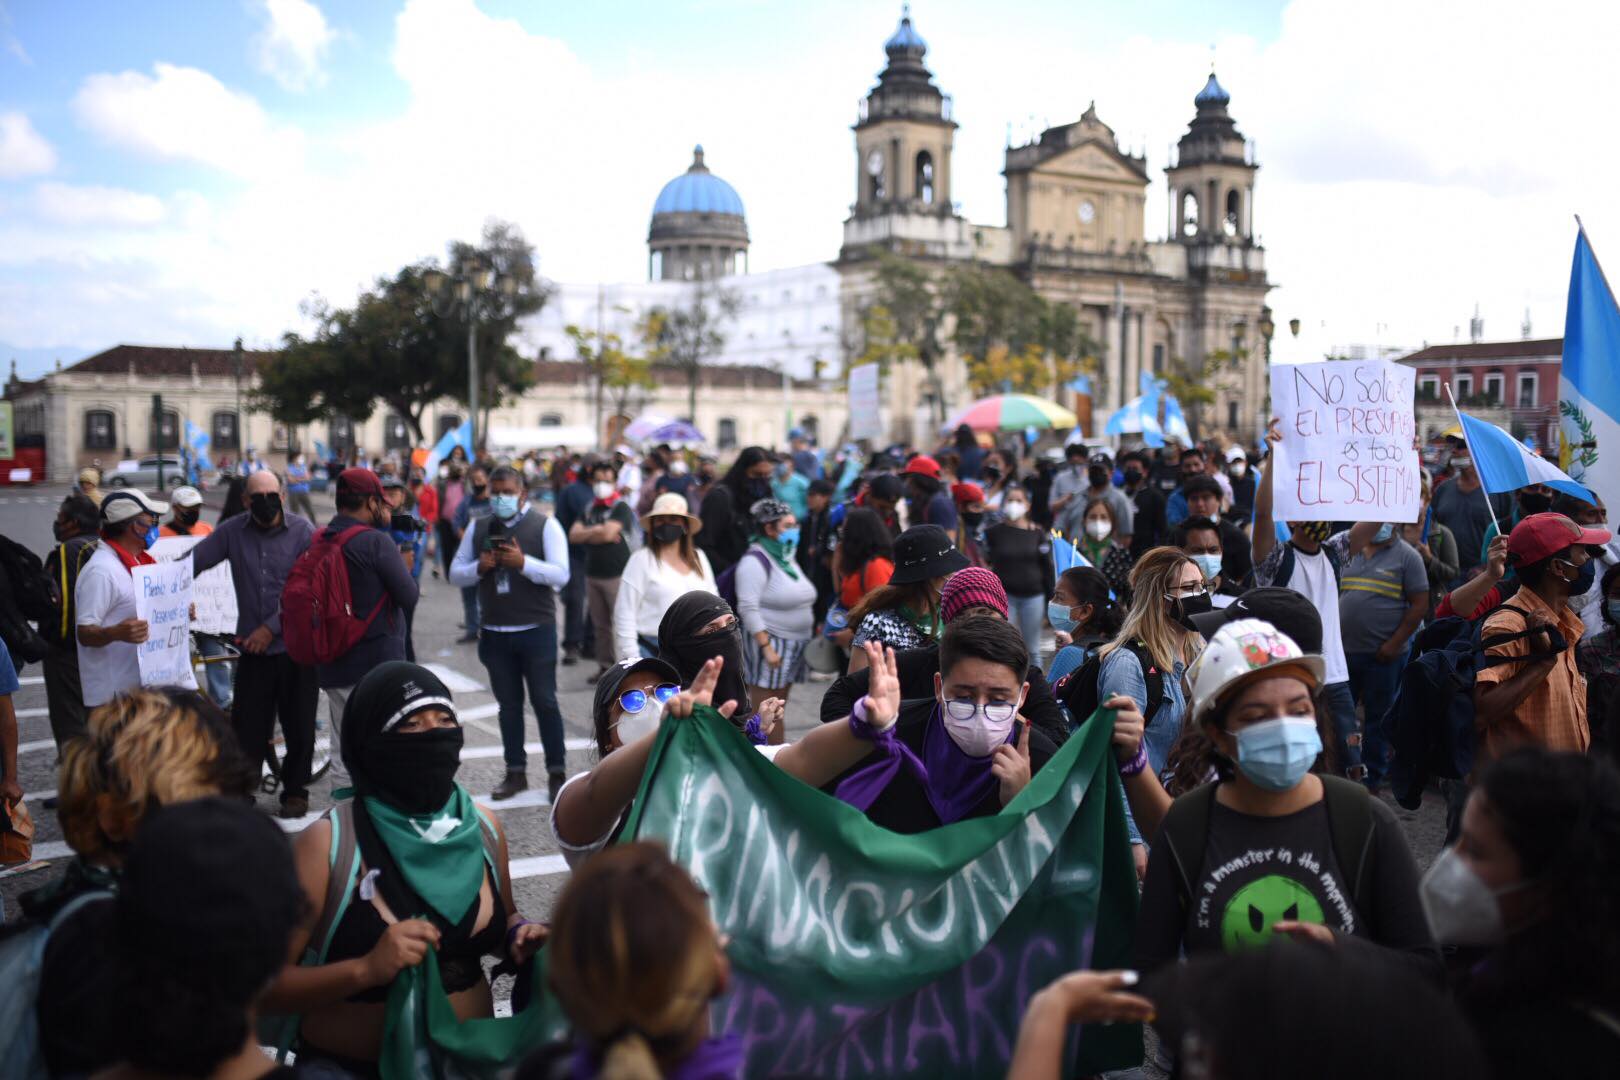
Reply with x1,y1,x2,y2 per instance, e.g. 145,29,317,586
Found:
652,145,745,217
1195,72,1230,106
885,6,926,53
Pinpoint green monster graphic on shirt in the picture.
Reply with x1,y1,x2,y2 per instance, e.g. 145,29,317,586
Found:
1221,874,1327,949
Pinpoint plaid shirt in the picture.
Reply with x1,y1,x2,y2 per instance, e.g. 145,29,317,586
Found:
1473,586,1590,761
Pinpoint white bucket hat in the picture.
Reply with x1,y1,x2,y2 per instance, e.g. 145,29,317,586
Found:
100,488,169,525
1186,618,1326,727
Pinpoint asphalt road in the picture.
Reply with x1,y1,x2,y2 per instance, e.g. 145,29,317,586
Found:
0,483,1453,932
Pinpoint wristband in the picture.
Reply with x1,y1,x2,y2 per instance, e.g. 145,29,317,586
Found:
849,695,897,738
506,918,538,948
1118,743,1149,777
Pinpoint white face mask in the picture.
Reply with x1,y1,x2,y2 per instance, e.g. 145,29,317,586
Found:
939,695,1023,757
1227,461,1246,477
593,481,616,500
1418,847,1529,945
1085,518,1112,541
612,697,663,744
1003,501,1028,522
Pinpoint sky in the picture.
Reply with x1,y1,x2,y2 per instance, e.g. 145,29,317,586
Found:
1,0,1617,379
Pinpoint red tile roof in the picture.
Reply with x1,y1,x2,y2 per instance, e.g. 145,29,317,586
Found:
1397,338,1562,364
530,358,823,390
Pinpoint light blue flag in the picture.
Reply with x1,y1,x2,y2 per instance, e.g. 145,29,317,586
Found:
184,420,211,482
1457,409,1593,504
1103,394,1164,448
1559,226,1620,521
423,420,473,477
1050,531,1092,574
314,439,332,463
1162,395,1192,445
1067,374,1093,396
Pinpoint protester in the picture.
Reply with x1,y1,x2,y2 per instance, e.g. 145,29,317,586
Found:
1557,491,1617,638
1477,481,1559,566
568,459,636,685
949,422,985,481
1426,748,1620,1075
1045,565,1125,687
1164,445,1214,527
633,448,668,516
40,491,100,754
1339,522,1430,792
834,505,895,609
1047,442,1090,523
435,461,466,582
77,466,104,505
382,474,423,661
75,489,163,708
697,446,772,574
981,484,1055,663
1430,441,1513,580
20,688,255,1077
219,475,248,522
847,524,967,672
1223,443,1256,520
1119,450,1168,559
656,592,753,721
1076,495,1133,601
450,464,571,802
1135,618,1434,976
0,638,16,817
285,451,316,522
1182,474,1253,590
98,799,310,1080
451,463,493,642
192,468,318,818
798,478,836,627
530,841,741,1080
1473,512,1609,761
978,448,1014,510
1577,562,1620,763
1404,474,1460,620
822,567,1072,749
790,428,821,480
264,663,546,1074
555,456,594,666
613,492,715,661
734,497,817,726
312,468,419,788
771,451,811,520
950,480,988,567
827,470,902,538
1058,452,1133,544
1173,515,1237,604
902,454,958,530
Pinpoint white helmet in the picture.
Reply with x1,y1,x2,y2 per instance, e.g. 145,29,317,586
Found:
1186,618,1326,727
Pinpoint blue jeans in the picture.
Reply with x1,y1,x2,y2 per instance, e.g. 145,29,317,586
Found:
1006,592,1045,668
1320,680,1363,778
1345,648,1407,787
196,633,234,709
460,584,480,635
476,624,565,774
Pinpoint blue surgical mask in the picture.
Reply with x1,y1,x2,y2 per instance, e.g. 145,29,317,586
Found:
490,494,520,520
143,523,160,548
1232,717,1321,792
1047,600,1078,633
777,526,801,549
1191,553,1223,583
1372,523,1395,544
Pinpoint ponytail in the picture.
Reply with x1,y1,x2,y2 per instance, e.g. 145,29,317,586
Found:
599,1031,664,1080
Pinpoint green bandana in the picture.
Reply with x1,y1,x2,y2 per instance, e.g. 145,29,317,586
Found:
363,786,488,925
754,535,801,578
897,603,944,641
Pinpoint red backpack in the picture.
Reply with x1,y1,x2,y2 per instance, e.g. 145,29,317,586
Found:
282,526,388,666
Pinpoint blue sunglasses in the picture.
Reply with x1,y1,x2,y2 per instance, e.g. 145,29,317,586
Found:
619,684,681,713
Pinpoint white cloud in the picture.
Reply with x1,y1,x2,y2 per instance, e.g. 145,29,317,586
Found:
253,0,335,92
0,111,55,178
34,182,165,226
72,62,303,176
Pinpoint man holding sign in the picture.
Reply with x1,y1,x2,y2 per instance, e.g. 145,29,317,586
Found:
74,489,164,708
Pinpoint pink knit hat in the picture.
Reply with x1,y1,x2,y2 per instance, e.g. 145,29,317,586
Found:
939,567,1009,623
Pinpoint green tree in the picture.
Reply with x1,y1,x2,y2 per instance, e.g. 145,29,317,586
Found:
567,319,660,442
864,252,948,424
1161,346,1245,436
943,263,1101,398
643,277,740,421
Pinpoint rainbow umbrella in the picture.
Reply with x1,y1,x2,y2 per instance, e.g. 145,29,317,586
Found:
945,394,1078,433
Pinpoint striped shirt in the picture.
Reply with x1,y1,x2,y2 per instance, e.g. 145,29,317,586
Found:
1337,538,1427,655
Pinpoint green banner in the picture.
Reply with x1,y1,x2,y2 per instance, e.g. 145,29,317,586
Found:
623,706,1141,1078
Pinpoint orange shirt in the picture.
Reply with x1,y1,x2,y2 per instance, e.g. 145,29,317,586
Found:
158,520,213,538
1473,586,1589,761
840,558,894,609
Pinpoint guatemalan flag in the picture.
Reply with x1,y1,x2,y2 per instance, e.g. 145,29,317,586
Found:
423,419,474,478
1456,410,1594,505
1559,225,1620,519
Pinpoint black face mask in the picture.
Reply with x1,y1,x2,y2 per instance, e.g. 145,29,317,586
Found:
699,468,717,483
1088,466,1110,488
982,466,1002,484
1519,491,1553,515
747,478,772,500
1123,468,1144,486
651,523,687,545
248,493,282,527
1181,469,1203,484
1171,591,1214,632
472,483,487,497
962,510,984,527
364,726,464,814
52,520,74,542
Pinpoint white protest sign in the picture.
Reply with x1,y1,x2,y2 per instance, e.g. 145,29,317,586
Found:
150,536,238,636
1269,359,1421,524
847,362,883,441
133,559,198,690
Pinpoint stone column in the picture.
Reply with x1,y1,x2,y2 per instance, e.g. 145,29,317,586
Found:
1099,307,1120,414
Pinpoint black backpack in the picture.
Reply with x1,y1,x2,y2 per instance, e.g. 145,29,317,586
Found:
0,534,52,667
1053,639,1165,731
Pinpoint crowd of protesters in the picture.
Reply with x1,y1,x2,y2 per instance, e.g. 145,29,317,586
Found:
0,415,1616,1079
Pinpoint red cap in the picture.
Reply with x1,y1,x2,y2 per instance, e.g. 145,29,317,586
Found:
950,481,985,505
903,454,941,479
336,467,385,499
1507,512,1612,565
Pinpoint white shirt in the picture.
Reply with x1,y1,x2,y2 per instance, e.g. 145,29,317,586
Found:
1286,546,1349,684
612,546,717,661
616,462,642,497
447,505,570,632
75,542,143,707
1575,540,1620,640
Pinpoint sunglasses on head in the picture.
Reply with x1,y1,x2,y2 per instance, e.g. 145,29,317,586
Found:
619,684,680,714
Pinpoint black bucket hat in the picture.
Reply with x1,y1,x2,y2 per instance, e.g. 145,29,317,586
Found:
889,524,971,585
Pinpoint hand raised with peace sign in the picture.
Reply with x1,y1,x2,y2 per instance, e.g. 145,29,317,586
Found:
665,656,741,721
861,641,901,731
993,718,1033,807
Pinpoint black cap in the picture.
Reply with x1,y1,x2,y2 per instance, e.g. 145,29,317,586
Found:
592,656,682,723
889,524,971,585
1189,586,1324,655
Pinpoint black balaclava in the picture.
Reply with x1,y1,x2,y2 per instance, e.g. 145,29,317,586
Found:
658,592,751,718
340,661,464,814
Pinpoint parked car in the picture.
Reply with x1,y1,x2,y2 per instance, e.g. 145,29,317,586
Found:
107,456,187,491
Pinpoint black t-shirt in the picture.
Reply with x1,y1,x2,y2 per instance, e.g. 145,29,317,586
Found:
821,699,1056,834
583,500,634,578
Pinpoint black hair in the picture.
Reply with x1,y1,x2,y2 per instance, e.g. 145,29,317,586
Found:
59,491,101,534
1171,516,1224,549
1465,749,1620,1010
218,476,247,521
838,507,894,576
1148,942,1487,1080
866,473,903,504
489,463,522,486
1513,555,1556,588
721,446,771,500
907,471,942,496
590,459,617,479
335,489,370,512
1603,562,1620,629
1119,450,1151,470
1182,475,1222,501
954,423,978,450
808,478,835,497
1179,446,1206,464
1057,566,1122,639
939,612,1029,682
1064,442,1087,458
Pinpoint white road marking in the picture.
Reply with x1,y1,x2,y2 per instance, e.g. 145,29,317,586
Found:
508,854,569,879
19,676,43,686
460,737,594,760
473,788,551,811
19,738,55,756
16,707,48,719
423,663,485,694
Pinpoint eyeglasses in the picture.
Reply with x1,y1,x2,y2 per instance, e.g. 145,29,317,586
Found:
619,684,680,714
1165,583,1210,600
942,698,1018,723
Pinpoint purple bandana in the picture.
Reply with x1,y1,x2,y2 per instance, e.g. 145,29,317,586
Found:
832,704,1014,826
572,1034,744,1080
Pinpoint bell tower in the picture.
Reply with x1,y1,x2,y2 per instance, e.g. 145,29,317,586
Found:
1165,72,1258,247
849,7,957,226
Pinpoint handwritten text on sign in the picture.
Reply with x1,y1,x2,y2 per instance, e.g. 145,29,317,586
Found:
133,558,198,691
149,536,238,637
1270,360,1420,524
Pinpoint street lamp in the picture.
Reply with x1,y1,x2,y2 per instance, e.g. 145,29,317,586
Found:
233,336,244,466
424,260,518,454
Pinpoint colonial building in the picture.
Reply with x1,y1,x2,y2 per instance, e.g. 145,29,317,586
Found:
1395,337,1564,447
